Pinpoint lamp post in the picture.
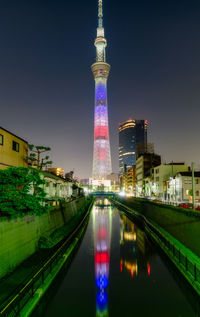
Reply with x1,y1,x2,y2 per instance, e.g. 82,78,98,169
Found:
192,162,195,209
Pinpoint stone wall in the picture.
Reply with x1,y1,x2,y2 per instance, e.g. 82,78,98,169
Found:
0,197,85,279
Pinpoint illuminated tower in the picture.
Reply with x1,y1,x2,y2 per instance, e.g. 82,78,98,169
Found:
92,0,112,180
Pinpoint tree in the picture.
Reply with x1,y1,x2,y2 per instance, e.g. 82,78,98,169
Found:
0,167,49,217
28,144,52,170
189,189,193,197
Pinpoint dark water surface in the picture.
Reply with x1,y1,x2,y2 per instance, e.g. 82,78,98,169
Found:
33,199,200,317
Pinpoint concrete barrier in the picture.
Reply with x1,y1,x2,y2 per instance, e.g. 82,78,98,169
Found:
0,197,85,279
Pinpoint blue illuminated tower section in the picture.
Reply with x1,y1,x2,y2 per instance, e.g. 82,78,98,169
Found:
92,0,112,180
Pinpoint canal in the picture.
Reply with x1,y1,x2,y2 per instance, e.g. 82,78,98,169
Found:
33,199,200,316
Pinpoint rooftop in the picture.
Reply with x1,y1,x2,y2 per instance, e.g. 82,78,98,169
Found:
178,171,200,177
0,126,28,144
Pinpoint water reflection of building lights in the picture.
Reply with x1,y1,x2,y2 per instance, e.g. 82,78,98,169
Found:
94,201,111,317
120,259,138,277
147,263,151,276
123,232,136,241
95,252,109,263
120,214,154,278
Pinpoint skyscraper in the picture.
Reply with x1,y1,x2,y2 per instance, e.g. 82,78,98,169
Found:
91,0,112,181
119,119,147,174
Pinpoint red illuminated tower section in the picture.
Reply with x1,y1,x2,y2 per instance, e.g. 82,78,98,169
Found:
91,0,112,180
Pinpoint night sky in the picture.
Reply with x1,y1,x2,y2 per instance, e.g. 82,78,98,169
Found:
1,0,200,178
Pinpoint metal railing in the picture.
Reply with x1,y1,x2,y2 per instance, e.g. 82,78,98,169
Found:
146,219,200,286
111,198,200,292
0,199,94,317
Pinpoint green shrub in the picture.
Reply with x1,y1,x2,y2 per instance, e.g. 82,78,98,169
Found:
0,167,49,217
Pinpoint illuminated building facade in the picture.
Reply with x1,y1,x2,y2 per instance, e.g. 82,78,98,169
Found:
119,119,147,174
136,153,161,196
152,162,188,199
48,167,64,177
92,0,112,181
120,165,136,195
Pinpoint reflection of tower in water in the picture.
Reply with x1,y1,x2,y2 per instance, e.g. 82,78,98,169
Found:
120,215,154,277
93,200,111,317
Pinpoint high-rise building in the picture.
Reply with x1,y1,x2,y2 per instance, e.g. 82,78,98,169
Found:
119,119,147,174
136,142,154,158
91,0,112,181
136,153,161,196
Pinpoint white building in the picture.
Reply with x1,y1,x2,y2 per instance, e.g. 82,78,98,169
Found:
42,171,73,201
171,171,200,204
152,163,188,200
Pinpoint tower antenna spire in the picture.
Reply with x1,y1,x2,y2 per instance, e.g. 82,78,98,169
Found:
98,0,103,28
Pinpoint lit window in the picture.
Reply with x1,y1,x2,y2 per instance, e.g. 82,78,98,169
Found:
186,190,189,195
12,141,19,152
0,134,3,145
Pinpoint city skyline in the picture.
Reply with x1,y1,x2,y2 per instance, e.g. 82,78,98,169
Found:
1,0,200,178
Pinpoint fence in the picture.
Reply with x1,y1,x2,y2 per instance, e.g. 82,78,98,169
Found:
112,199,200,294
146,218,200,286
0,199,94,317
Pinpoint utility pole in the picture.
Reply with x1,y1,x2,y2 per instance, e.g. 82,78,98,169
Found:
171,161,174,203
192,162,195,209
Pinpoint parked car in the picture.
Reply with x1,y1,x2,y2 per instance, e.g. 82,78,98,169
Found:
178,203,190,209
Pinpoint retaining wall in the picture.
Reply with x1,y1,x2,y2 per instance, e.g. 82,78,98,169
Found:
112,199,200,296
0,197,85,279
116,197,200,257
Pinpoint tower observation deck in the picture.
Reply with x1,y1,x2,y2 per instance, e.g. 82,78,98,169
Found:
92,0,112,181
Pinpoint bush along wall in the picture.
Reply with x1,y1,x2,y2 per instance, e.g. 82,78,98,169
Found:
39,197,93,248
0,167,49,218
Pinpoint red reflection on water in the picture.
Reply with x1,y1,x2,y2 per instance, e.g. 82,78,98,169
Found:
120,261,123,272
147,264,151,276
131,268,133,278
95,252,109,263
100,227,106,238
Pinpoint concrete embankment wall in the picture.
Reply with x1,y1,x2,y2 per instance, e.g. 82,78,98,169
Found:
117,197,200,257
112,199,200,296
0,197,85,279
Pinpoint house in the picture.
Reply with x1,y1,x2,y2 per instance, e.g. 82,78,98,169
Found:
0,127,28,169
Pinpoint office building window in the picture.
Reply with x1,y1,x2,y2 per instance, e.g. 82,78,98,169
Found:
0,134,3,145
12,141,19,152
